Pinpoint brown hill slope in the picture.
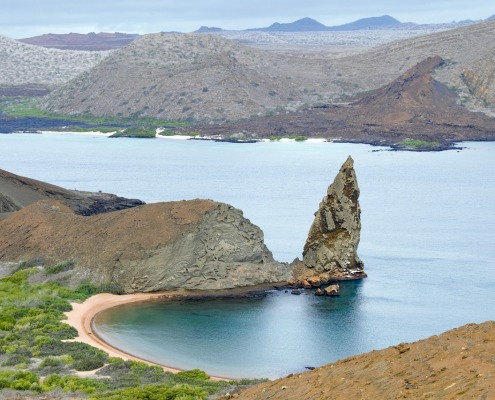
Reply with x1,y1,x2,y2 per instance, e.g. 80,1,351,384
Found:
233,321,495,400
190,56,495,149
0,198,290,292
18,32,139,51
41,20,495,121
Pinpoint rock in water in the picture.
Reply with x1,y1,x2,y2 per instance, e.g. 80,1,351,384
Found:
302,156,365,279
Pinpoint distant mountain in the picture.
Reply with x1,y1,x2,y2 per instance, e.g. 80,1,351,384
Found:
18,32,140,51
327,15,403,30
245,15,403,32
194,26,224,33
249,17,329,32
488,15,495,20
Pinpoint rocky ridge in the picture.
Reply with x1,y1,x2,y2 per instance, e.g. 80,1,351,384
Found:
0,168,144,220
233,321,495,399
0,199,290,292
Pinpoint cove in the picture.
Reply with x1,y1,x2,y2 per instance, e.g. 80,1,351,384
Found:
93,284,367,379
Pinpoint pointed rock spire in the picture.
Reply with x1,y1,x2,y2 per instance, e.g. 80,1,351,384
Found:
302,156,365,279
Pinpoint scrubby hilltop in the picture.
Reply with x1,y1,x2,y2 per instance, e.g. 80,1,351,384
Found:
40,20,495,121
42,33,335,121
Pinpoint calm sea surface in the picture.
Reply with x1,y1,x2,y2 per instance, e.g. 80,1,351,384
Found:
1,133,494,378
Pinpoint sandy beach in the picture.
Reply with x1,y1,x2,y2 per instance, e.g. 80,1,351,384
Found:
63,291,190,374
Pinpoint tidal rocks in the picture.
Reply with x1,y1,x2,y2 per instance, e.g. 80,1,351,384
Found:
302,156,365,280
324,284,340,296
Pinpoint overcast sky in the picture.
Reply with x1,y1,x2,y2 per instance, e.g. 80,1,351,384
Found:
2,0,494,38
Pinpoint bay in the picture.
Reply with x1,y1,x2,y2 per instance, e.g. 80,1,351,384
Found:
1,133,494,378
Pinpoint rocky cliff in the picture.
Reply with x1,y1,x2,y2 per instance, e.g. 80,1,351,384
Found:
233,321,495,399
301,156,365,281
0,198,291,293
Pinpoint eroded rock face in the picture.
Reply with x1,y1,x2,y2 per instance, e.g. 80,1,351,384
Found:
302,156,365,279
0,198,291,293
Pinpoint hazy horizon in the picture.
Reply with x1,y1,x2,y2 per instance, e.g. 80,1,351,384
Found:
2,0,493,38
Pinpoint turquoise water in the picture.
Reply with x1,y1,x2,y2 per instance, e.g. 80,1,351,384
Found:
1,134,494,378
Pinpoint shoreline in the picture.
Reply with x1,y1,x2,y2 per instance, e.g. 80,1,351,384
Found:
63,285,282,380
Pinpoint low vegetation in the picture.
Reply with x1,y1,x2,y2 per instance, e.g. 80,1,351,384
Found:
109,127,157,138
0,96,189,132
0,264,266,399
397,139,443,150
268,135,308,141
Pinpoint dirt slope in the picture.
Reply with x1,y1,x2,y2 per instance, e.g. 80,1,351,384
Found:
233,321,495,400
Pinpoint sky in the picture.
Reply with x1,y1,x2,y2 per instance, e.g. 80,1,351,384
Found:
1,0,494,38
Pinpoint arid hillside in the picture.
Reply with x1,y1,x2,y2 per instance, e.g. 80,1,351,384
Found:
189,56,495,149
41,32,337,121
0,35,109,95
233,321,495,400
41,20,495,121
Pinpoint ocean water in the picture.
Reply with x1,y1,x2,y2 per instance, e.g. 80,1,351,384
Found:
1,133,494,378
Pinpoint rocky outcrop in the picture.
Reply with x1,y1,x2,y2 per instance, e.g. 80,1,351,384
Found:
0,198,291,293
0,168,144,220
301,156,365,280
234,321,495,399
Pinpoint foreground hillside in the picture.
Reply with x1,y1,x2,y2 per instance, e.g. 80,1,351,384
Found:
40,20,495,121
234,321,495,400
0,36,108,95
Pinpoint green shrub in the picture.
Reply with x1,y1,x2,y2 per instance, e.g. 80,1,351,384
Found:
398,139,442,150
42,374,109,394
45,260,75,275
110,127,156,138
294,135,307,141
176,369,209,382
89,384,208,400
